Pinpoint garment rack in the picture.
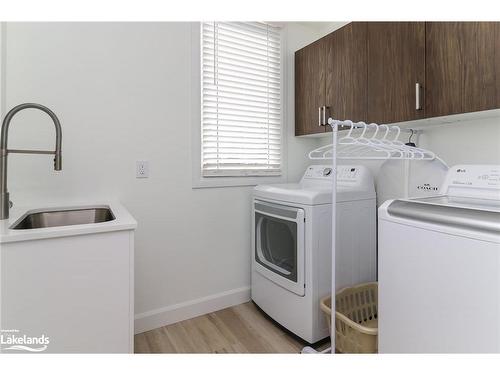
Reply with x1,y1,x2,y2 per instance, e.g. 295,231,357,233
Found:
302,117,443,354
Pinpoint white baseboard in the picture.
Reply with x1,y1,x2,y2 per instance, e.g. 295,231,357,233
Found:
134,286,251,334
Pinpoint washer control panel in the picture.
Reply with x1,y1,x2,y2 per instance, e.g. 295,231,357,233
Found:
441,165,500,200
446,165,500,188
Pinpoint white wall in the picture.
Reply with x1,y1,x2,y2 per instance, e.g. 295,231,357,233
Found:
418,116,500,166
2,22,343,332
0,23,5,116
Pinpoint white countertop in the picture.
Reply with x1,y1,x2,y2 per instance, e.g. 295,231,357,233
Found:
0,200,137,244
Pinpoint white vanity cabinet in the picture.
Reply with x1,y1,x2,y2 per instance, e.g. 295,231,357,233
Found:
0,202,136,353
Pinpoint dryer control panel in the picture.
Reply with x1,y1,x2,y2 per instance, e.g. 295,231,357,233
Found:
338,166,360,181
303,165,334,179
302,165,371,185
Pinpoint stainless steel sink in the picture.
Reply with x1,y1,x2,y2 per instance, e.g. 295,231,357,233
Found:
11,206,115,230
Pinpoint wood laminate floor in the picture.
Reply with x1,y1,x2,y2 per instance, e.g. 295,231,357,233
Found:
134,301,330,353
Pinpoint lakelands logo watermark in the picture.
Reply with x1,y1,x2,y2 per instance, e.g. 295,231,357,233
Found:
0,329,50,352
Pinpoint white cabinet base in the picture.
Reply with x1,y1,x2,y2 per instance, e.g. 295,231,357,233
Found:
1,230,134,353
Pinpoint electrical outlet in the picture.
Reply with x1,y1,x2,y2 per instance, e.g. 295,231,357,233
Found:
136,160,149,178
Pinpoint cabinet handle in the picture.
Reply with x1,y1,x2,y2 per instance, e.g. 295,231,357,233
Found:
318,106,323,127
323,106,329,125
415,83,422,110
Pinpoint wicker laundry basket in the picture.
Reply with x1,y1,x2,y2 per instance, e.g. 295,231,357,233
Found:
320,282,378,353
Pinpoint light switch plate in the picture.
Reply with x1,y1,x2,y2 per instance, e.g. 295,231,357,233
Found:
136,160,149,178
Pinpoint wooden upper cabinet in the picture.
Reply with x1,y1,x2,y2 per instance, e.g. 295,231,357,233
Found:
426,22,500,118
295,38,326,136
367,22,426,124
294,21,500,136
325,22,368,128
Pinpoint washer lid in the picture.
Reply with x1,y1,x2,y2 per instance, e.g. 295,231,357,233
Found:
412,195,500,212
385,198,500,235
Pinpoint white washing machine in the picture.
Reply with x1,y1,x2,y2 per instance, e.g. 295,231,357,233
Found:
379,164,500,353
252,165,376,343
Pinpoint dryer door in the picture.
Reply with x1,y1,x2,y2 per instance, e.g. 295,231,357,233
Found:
254,200,305,296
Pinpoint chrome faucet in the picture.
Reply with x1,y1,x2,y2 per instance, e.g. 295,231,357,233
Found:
0,103,62,220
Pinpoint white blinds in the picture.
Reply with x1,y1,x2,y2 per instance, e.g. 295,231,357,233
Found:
201,22,282,177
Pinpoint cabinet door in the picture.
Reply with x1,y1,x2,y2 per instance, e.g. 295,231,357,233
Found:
426,22,500,117
367,22,426,124
295,39,326,135
326,22,367,129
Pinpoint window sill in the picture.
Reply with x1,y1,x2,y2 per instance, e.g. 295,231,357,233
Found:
192,174,287,189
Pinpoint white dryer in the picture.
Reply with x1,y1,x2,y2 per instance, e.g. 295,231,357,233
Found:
252,165,376,343
379,164,500,353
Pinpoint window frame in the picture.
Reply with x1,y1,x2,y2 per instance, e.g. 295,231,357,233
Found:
191,22,287,189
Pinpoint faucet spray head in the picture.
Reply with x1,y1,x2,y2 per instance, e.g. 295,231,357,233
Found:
54,152,62,171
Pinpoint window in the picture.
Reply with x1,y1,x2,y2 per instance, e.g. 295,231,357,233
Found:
201,22,282,177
